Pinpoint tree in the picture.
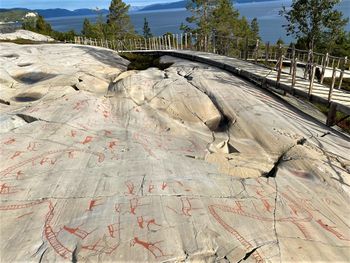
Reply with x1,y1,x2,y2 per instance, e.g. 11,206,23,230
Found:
280,0,349,51
250,17,260,39
107,0,134,38
183,0,217,35
82,18,91,36
143,18,152,38
211,0,239,37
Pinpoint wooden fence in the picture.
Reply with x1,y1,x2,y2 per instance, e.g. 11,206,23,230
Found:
70,34,349,96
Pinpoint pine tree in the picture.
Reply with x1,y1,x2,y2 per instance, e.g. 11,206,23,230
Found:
82,18,91,36
184,0,217,35
107,0,135,39
143,18,152,38
250,17,260,39
280,0,349,51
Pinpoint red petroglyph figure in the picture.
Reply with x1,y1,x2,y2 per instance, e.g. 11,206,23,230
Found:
167,197,200,217
71,130,77,137
104,130,112,136
16,211,34,219
73,100,89,111
16,170,24,180
28,201,73,260
0,183,12,194
40,157,57,166
67,150,75,159
108,141,118,149
175,180,191,192
129,198,148,215
87,199,103,211
82,238,119,255
4,138,16,145
161,182,168,190
125,181,135,195
10,151,23,160
131,237,169,259
27,142,39,151
63,224,96,240
137,216,162,231
148,182,155,193
107,223,122,238
81,136,94,145
262,199,272,213
103,110,110,119
316,219,350,241
0,149,105,179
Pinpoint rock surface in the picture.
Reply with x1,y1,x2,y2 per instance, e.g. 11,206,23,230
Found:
0,44,350,262
0,29,55,42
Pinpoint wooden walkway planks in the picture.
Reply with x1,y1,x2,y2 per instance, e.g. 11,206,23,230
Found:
129,50,350,116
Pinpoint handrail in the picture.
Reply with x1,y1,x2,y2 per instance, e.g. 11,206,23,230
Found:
68,35,349,101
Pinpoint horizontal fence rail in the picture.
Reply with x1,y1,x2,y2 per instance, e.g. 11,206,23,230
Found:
66,34,350,127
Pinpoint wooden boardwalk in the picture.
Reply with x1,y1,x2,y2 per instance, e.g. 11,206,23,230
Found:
70,36,350,126
128,50,350,124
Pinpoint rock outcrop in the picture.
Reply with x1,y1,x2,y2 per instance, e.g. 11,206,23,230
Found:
0,29,55,42
0,44,349,262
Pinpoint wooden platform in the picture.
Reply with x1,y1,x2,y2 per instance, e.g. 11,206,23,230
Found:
127,49,350,120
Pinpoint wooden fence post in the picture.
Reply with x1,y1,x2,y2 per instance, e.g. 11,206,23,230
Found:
338,56,347,89
328,66,337,102
326,102,337,126
254,39,260,63
289,45,295,75
320,53,329,84
308,64,316,99
265,42,270,63
304,49,312,79
244,37,249,60
291,58,298,90
277,55,284,84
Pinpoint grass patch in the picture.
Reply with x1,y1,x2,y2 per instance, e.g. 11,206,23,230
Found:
120,53,173,71
313,102,350,134
323,77,350,92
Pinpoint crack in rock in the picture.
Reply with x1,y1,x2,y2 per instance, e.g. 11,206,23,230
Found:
263,137,307,178
0,98,10,105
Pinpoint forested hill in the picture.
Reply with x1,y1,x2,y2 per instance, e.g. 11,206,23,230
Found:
139,0,281,11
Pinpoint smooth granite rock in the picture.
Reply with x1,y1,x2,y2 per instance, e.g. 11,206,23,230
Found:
0,45,349,262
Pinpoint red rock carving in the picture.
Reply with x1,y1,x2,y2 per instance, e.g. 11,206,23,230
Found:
131,237,169,259
316,219,350,241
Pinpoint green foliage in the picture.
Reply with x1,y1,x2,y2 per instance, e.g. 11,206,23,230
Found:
143,18,153,38
276,37,284,46
250,18,260,39
280,0,349,51
81,1,135,40
22,15,76,42
119,53,173,70
107,0,135,39
185,0,217,35
182,0,259,40
0,10,27,22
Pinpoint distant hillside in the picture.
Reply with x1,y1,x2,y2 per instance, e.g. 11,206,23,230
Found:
140,1,187,11
0,8,108,21
0,9,28,22
35,8,108,18
139,0,281,11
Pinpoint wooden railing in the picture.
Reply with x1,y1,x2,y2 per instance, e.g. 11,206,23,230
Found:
70,35,349,95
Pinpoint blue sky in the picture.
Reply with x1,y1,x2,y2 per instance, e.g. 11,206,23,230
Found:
0,0,167,10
